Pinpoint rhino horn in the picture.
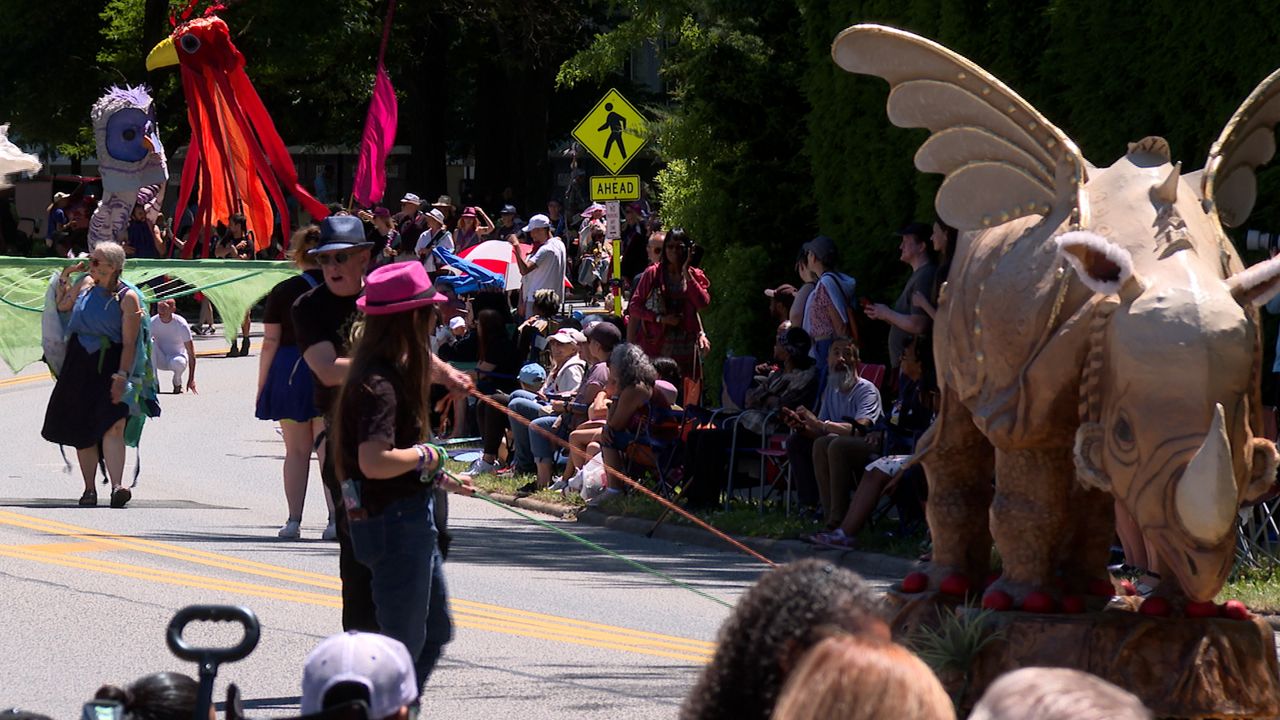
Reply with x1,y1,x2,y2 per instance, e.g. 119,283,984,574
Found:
1151,161,1181,205
1175,403,1238,544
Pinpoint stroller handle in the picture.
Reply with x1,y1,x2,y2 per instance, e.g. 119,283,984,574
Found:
166,604,261,665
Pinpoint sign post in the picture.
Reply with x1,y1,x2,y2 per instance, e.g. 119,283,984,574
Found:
572,89,648,317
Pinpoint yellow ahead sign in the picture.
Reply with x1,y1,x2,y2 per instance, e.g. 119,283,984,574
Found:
572,89,647,175
590,175,640,202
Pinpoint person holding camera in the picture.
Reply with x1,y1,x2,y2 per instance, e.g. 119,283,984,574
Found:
628,227,711,378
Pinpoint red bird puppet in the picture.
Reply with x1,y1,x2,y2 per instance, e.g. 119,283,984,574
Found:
146,6,328,257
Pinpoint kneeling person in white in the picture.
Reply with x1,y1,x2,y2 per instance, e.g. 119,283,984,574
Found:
150,299,197,394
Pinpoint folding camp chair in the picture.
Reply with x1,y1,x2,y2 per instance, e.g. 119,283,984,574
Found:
857,362,886,391
623,404,689,497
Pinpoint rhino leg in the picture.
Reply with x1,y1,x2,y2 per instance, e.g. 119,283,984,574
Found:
920,388,995,585
1059,483,1115,594
987,445,1073,604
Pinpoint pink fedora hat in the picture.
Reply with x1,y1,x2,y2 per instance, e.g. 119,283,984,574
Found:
357,262,447,316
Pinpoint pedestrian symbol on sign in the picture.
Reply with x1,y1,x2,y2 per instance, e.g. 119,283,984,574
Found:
599,103,627,159
572,89,648,175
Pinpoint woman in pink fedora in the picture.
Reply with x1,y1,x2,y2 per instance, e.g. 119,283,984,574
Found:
330,261,477,689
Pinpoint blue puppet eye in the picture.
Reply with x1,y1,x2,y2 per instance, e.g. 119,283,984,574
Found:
179,34,201,54
105,108,151,162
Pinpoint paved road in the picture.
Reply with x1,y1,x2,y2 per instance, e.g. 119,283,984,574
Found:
0,330,897,718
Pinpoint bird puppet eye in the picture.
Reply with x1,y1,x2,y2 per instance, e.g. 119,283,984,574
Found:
122,129,137,141
179,34,201,54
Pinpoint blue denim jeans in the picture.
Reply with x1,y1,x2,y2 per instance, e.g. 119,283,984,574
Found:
349,491,453,689
508,390,550,470
528,414,564,463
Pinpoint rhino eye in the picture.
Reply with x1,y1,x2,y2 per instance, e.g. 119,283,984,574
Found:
1114,417,1134,446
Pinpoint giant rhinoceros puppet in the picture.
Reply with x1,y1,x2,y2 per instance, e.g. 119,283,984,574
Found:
834,24,1280,609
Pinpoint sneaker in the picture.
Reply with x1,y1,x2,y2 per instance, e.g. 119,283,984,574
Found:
586,487,623,507
173,380,183,394
467,458,498,475
277,519,302,539
321,520,337,541
812,529,857,550
548,478,568,492
515,480,538,497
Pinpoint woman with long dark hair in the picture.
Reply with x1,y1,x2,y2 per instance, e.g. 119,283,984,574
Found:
628,227,711,378
330,261,476,689
911,219,957,319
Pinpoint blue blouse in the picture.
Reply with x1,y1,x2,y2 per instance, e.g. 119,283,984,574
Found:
68,285,126,353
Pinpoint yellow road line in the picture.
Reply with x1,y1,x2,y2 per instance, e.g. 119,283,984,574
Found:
18,540,117,555
0,509,718,651
0,343,261,389
0,510,717,657
0,544,712,663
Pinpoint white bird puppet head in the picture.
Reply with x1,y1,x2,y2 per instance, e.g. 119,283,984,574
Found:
0,124,41,189
92,85,168,197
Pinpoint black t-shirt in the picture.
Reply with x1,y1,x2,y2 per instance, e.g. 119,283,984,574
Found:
293,283,360,417
339,362,427,516
478,331,520,394
264,270,323,347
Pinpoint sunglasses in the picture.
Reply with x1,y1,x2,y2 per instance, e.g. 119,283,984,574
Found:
316,252,356,266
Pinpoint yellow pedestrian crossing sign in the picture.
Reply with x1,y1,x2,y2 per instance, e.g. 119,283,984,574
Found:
572,89,648,175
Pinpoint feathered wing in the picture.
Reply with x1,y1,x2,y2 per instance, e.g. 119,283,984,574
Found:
1203,67,1280,229
831,24,1086,231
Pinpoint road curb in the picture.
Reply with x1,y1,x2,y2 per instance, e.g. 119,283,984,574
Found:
480,491,917,581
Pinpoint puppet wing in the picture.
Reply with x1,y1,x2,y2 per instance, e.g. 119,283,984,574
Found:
1203,67,1280,229
831,24,1086,231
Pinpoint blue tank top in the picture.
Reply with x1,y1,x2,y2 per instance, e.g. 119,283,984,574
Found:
69,285,127,353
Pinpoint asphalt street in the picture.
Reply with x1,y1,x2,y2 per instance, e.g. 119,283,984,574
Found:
0,327,896,718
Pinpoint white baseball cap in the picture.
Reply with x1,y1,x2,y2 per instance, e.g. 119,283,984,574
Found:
300,631,418,718
549,328,586,345
522,214,552,233
448,316,466,330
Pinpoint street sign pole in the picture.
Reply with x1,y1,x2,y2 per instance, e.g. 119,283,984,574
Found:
607,200,622,315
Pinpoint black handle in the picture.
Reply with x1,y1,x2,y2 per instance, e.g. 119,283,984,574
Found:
166,604,261,664
166,605,260,720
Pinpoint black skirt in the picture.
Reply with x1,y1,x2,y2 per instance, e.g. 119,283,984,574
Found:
42,335,129,450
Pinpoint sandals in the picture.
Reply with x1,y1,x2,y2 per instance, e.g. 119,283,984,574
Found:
78,490,97,507
110,487,132,509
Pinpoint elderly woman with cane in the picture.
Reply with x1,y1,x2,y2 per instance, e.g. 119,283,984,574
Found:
330,261,477,689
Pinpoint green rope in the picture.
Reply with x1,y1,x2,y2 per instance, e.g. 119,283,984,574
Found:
468,487,732,609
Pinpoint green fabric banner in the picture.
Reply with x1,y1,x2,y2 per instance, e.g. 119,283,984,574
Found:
0,258,299,374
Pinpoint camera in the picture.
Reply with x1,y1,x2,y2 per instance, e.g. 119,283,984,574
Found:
1246,229,1280,253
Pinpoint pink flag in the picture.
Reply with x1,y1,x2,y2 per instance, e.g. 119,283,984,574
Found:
353,64,397,207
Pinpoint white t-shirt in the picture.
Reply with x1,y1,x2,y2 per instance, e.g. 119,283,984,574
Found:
415,229,454,272
523,236,566,304
150,314,193,360
544,356,587,396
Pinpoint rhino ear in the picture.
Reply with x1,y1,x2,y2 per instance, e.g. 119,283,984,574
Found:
1074,422,1111,492
1244,437,1279,503
1228,255,1280,307
1056,230,1141,297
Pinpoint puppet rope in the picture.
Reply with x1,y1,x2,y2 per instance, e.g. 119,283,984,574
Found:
464,486,732,609
465,387,777,568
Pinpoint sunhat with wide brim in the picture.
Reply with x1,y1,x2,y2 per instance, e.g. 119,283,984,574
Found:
357,262,448,316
